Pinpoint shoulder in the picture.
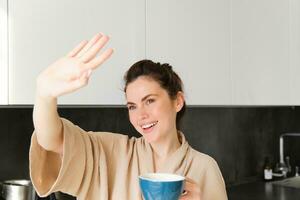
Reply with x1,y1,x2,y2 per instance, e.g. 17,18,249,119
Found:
188,147,220,170
187,148,225,186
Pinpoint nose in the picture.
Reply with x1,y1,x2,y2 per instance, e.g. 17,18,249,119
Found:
137,106,149,121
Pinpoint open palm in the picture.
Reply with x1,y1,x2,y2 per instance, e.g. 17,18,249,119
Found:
36,33,113,98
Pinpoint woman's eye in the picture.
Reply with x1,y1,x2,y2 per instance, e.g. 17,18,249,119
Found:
128,105,136,110
146,99,155,105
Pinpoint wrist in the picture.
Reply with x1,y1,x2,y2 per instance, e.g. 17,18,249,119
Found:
35,75,57,101
35,90,57,105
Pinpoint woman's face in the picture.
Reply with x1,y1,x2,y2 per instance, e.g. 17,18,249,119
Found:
125,76,182,143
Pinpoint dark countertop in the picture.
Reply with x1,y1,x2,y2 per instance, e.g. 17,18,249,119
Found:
227,181,300,200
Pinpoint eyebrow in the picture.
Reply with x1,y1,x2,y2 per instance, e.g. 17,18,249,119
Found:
127,94,158,105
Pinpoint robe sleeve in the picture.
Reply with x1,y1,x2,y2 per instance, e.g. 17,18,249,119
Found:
29,118,115,198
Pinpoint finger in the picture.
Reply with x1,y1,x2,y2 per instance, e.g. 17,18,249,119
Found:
184,180,193,192
69,66,92,82
179,193,192,200
179,196,189,200
79,35,110,63
184,179,198,193
86,48,114,70
69,71,90,91
67,40,88,57
76,33,103,57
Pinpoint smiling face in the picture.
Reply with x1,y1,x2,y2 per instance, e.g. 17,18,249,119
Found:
126,76,181,143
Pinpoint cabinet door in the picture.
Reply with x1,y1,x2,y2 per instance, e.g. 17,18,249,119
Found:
290,0,300,105
146,0,231,105
231,0,290,105
9,0,145,105
0,0,8,105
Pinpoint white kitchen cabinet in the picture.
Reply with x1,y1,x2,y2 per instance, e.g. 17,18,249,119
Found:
0,0,8,105
145,0,232,105
231,0,290,105
5,0,300,105
290,0,300,105
146,0,299,105
9,0,145,105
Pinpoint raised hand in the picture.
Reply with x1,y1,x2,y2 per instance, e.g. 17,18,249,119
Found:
36,33,113,99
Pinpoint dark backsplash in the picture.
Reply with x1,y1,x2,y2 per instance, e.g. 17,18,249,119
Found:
0,106,300,187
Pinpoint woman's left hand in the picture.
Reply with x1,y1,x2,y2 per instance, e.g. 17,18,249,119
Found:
179,177,201,200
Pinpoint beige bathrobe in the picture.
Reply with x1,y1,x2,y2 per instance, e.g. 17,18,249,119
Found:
29,118,227,200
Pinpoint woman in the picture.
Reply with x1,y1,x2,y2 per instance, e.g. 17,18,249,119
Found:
30,33,228,200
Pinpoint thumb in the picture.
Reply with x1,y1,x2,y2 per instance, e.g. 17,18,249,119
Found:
62,71,90,95
74,71,90,88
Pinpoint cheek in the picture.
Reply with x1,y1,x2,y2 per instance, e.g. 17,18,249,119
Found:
157,100,173,113
157,103,177,122
128,112,137,126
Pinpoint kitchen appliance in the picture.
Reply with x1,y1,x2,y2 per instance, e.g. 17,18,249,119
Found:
275,133,300,177
0,179,35,200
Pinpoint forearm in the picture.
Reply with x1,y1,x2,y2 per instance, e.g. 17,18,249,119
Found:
33,94,63,154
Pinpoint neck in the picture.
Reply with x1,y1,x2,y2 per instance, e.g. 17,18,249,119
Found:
150,128,181,160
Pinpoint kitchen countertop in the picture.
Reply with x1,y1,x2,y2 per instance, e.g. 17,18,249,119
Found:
2,181,297,200
50,181,300,200
227,181,300,200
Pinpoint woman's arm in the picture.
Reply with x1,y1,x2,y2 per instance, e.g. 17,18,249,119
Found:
32,33,113,154
33,94,63,154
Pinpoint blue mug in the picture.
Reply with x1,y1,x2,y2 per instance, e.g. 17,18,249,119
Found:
139,173,185,200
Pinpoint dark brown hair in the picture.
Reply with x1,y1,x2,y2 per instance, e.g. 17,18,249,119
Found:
124,59,186,129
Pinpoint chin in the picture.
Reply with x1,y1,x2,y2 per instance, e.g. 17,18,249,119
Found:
136,127,160,143
142,133,159,144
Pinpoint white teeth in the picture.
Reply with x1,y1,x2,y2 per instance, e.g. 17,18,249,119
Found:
142,122,157,129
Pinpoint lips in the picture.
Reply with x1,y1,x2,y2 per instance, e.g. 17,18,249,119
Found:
140,121,158,133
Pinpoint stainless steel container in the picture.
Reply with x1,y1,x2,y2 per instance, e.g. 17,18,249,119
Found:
1,179,35,200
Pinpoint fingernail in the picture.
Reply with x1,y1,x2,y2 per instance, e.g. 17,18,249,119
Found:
87,69,92,78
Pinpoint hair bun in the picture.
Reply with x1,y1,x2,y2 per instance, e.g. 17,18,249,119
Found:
161,63,173,71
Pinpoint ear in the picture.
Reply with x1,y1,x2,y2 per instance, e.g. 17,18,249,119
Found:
175,91,185,112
